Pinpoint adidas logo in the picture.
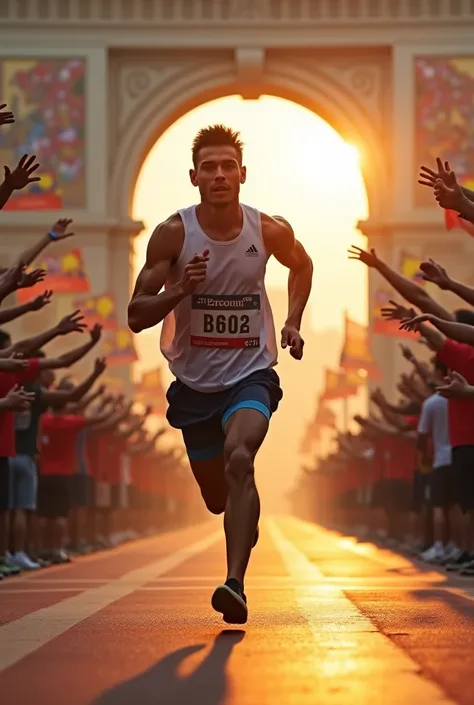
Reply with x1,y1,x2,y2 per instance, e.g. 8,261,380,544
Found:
245,244,259,257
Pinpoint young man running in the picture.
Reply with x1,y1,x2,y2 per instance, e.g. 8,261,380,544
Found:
128,125,313,624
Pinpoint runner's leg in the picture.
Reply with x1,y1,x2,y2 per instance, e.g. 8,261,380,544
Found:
222,408,268,585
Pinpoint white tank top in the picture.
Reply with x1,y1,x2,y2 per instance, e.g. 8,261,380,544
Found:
160,204,278,392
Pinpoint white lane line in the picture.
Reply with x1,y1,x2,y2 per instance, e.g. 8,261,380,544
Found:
0,528,222,673
267,518,455,705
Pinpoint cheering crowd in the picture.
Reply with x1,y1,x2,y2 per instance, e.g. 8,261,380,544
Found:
293,159,474,575
0,103,197,579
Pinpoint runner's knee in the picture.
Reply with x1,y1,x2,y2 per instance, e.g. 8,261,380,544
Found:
204,497,226,515
224,443,254,483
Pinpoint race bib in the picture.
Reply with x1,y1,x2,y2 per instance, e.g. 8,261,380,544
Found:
190,294,261,349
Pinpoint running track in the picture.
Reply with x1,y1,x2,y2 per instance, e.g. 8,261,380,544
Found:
1,517,474,704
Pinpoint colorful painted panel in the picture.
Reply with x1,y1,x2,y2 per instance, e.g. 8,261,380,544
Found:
415,56,474,206
0,57,85,210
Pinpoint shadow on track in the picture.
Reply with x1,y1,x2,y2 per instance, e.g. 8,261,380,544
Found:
92,629,245,705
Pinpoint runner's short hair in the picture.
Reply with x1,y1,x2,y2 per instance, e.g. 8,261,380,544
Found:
192,125,244,167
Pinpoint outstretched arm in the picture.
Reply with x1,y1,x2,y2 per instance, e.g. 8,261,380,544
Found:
39,325,102,370
348,246,453,321
42,359,106,407
13,218,76,268
0,290,52,325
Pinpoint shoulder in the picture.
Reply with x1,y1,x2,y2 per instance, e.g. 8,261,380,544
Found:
260,213,294,239
146,213,185,265
438,338,474,366
260,213,295,253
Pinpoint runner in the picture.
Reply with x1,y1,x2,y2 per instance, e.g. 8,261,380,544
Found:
128,124,313,624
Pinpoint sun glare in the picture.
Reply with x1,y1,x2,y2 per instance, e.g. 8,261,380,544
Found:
133,94,368,373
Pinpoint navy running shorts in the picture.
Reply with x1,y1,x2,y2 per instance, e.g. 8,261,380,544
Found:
166,368,283,462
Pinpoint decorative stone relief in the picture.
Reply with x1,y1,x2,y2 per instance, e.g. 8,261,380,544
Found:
289,60,386,126
117,63,184,131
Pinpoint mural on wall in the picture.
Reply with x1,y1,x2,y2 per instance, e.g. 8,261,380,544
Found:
0,57,85,210
415,56,474,206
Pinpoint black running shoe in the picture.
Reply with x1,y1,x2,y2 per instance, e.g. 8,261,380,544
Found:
211,578,248,625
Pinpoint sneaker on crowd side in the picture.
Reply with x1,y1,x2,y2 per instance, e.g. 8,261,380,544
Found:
439,545,462,565
0,556,21,577
445,551,473,571
458,559,474,576
9,551,40,571
420,542,444,563
51,549,71,564
211,578,248,625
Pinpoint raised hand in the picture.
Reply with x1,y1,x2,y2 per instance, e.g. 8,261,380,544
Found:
3,385,35,411
0,103,14,127
434,174,464,211
399,312,433,332
436,371,474,399
347,245,379,268
94,357,107,376
419,258,450,289
179,250,209,294
18,268,46,289
380,300,416,321
56,309,87,335
89,323,103,343
4,154,40,191
0,261,25,293
49,218,75,240
30,289,53,311
280,324,304,360
418,157,455,189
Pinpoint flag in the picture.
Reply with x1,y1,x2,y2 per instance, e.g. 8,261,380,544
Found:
372,288,417,340
135,367,167,416
299,418,321,453
103,327,138,367
74,292,118,330
102,375,124,393
400,252,424,285
444,209,474,237
315,398,337,429
340,312,380,378
321,368,364,401
17,248,90,303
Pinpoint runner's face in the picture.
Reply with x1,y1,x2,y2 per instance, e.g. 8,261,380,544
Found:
190,146,246,206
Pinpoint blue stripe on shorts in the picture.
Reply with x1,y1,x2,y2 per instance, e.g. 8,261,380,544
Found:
221,399,270,429
186,441,225,462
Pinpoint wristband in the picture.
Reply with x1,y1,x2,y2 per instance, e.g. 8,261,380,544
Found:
48,231,59,241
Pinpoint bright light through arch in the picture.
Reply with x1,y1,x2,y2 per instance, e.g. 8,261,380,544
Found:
132,95,369,374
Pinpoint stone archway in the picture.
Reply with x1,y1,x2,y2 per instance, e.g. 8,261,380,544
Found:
109,49,391,388
109,51,389,223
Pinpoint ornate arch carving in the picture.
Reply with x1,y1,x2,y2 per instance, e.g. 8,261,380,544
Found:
109,54,388,221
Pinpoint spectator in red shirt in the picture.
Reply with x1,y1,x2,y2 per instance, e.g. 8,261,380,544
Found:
38,358,110,563
401,309,474,572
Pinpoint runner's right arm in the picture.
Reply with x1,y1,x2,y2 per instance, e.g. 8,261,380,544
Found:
127,216,185,333
128,215,208,333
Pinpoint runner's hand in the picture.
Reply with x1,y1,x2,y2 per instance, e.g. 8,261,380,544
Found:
179,250,209,294
281,325,304,360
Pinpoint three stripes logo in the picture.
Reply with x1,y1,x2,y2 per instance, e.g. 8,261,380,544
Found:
245,244,259,257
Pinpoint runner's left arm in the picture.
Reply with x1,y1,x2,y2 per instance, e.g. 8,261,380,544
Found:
264,215,313,330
